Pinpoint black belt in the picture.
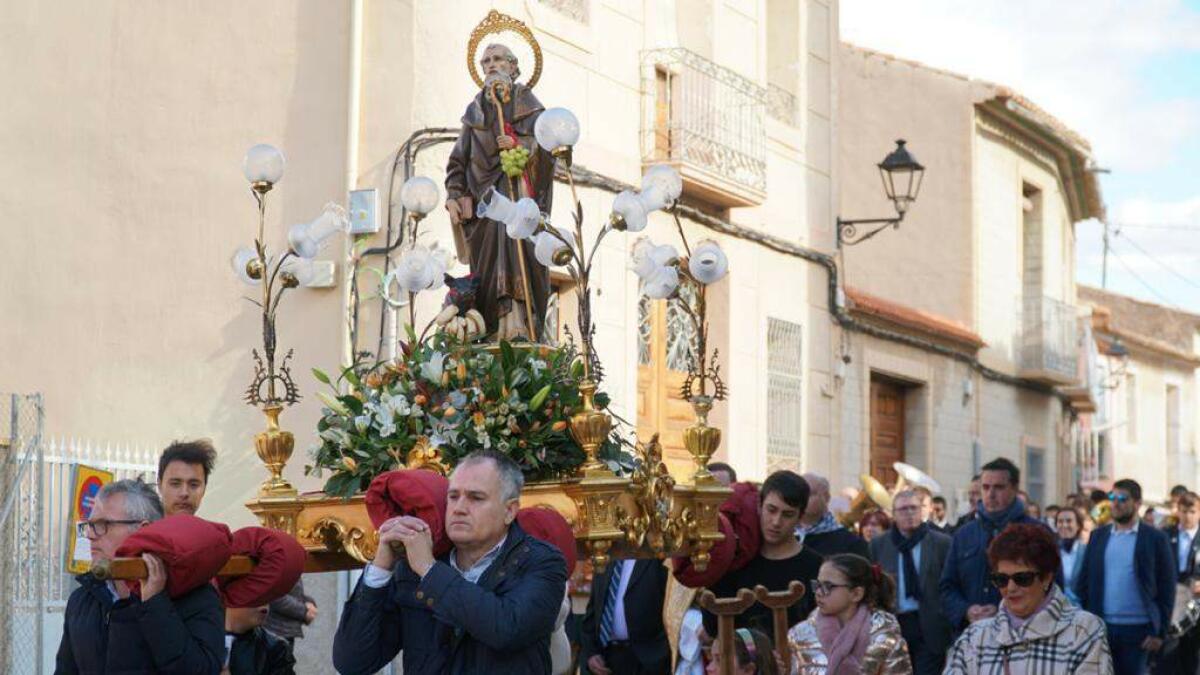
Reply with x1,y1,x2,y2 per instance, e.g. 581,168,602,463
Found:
604,640,632,648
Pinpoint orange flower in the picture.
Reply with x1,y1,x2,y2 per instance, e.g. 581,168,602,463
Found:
552,420,568,432
341,456,358,472
473,411,486,427
415,394,428,406
444,406,458,418
457,362,468,380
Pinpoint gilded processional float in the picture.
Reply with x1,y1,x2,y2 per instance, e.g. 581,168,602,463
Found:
238,10,732,577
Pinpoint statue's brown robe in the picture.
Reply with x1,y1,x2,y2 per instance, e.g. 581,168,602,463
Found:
445,84,555,340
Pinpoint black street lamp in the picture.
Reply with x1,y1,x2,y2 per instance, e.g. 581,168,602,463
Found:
837,139,926,248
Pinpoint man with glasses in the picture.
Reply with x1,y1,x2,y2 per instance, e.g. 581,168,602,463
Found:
56,479,224,673
869,489,952,674
1076,478,1177,675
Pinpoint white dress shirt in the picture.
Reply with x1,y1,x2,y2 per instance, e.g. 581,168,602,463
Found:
362,535,508,588
895,543,922,614
1179,527,1198,575
608,559,636,641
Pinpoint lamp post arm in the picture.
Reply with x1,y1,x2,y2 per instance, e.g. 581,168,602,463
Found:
836,211,906,248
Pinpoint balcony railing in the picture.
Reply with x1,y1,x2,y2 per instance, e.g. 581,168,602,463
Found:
766,83,799,127
1017,295,1079,385
641,48,767,206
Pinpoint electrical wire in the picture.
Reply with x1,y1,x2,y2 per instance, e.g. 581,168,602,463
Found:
1107,244,1175,306
1112,228,1200,291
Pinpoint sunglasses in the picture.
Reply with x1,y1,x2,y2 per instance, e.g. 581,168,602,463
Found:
988,571,1040,589
1108,493,1131,504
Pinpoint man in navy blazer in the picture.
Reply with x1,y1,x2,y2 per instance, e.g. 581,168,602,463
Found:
332,450,567,675
1076,478,1176,675
1163,490,1200,674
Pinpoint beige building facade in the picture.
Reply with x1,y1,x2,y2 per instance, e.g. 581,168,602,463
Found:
1080,286,1200,503
835,44,1104,513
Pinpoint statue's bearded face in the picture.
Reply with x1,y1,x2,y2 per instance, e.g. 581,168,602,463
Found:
481,44,518,80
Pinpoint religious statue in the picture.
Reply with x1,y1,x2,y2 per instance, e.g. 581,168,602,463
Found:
445,12,555,342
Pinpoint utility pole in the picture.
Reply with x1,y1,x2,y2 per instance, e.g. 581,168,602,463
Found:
1102,219,1110,288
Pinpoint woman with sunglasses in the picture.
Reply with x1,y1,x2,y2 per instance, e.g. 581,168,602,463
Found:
944,523,1112,674
786,553,911,674
705,628,779,675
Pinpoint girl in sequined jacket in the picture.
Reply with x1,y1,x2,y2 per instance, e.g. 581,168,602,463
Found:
787,553,912,675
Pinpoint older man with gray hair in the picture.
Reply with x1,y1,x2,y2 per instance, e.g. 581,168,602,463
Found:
796,472,870,559
333,449,567,674
56,479,224,673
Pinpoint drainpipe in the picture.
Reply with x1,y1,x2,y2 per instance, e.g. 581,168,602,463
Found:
339,0,364,368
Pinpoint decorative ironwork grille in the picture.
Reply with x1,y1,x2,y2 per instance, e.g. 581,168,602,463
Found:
766,83,799,127
641,48,768,194
1017,295,1078,381
665,283,700,372
766,318,804,473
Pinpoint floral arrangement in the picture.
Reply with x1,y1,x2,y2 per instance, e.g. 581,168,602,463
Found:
306,332,633,498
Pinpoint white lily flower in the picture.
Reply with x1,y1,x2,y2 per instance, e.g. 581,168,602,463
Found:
354,415,371,433
421,351,446,383
316,391,351,417
688,239,729,284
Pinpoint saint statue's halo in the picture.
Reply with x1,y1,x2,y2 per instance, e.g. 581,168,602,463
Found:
466,10,543,90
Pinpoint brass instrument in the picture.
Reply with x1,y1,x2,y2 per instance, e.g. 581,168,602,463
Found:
839,474,893,527
893,461,942,495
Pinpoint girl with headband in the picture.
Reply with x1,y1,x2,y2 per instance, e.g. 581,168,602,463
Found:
705,628,778,675
787,553,912,673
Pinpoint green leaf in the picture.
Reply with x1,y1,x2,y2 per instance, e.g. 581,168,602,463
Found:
529,384,552,412
499,341,515,368
344,370,362,389
312,368,332,386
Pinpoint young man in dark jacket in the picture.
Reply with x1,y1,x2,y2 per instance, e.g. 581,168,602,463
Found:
1076,479,1177,675
225,605,295,675
56,479,224,674
333,450,567,674
938,457,1055,631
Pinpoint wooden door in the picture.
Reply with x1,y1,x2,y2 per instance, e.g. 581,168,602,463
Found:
637,286,700,476
870,379,905,487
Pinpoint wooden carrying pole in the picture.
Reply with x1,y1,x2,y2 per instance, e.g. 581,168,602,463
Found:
89,555,258,581
699,588,756,675
754,581,806,669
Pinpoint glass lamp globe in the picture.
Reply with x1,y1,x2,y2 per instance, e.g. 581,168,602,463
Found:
534,107,581,153
642,165,682,203
400,176,440,216
688,240,729,284
643,265,680,299
230,247,262,285
243,144,286,185
611,190,648,232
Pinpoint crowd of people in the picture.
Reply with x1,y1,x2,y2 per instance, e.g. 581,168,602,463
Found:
54,440,1200,674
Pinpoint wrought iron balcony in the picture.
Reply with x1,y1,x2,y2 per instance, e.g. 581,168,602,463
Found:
641,48,767,207
1017,295,1080,385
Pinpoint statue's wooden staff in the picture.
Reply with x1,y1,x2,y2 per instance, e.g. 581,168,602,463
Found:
486,77,539,341
754,581,806,669
699,587,756,675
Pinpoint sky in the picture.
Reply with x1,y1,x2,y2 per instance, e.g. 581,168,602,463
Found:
840,0,1200,313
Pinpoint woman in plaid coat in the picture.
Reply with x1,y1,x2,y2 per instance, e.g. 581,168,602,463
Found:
944,524,1112,674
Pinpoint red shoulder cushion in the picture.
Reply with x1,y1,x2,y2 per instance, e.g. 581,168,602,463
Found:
722,482,762,572
517,507,577,576
115,514,232,598
218,527,307,608
670,513,736,588
365,469,452,557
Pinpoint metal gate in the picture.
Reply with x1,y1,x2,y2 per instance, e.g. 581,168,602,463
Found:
1,393,46,675
1,394,159,674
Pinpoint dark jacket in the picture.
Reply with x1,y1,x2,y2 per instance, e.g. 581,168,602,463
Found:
265,580,312,640
938,499,1056,629
870,526,954,653
55,574,224,674
1076,523,1177,637
1164,525,1200,581
802,527,870,560
332,521,567,675
227,627,295,675
579,560,670,674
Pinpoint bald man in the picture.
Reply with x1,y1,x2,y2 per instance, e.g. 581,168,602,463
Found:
796,473,869,560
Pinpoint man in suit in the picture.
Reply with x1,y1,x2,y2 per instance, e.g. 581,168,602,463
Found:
579,559,671,675
1164,490,1200,674
1076,478,1177,675
870,489,953,675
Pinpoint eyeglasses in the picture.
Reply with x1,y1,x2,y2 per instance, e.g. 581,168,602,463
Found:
988,571,1040,589
810,579,855,596
76,519,141,538
1108,493,1131,504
